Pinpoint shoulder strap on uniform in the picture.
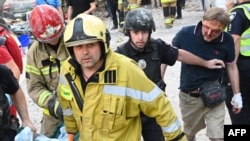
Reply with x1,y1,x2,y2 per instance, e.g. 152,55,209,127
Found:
65,73,83,111
45,45,61,79
115,42,131,57
154,38,167,47
149,38,159,51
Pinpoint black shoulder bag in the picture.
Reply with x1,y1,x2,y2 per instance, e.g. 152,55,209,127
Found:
199,80,226,107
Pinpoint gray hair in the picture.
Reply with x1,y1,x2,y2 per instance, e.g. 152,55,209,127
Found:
202,7,230,27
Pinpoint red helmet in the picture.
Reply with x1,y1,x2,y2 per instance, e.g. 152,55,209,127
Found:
29,4,64,43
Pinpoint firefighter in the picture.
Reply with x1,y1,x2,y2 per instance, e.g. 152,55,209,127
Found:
161,0,177,28
118,0,141,31
58,13,186,141
26,5,69,137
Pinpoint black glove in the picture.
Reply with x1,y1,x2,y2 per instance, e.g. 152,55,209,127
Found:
157,80,166,91
55,104,63,120
48,95,63,120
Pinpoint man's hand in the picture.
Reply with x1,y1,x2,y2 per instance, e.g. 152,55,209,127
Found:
48,95,63,119
56,104,63,120
22,120,37,137
68,134,75,141
205,59,225,69
231,93,243,114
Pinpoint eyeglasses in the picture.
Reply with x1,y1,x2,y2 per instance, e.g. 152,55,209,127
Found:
202,24,222,35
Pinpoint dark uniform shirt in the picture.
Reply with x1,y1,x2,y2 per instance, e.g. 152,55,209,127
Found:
116,39,178,65
172,21,235,92
227,1,250,88
115,38,178,84
0,64,19,95
227,2,250,36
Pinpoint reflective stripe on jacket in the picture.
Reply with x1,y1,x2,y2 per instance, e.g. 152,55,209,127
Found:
128,3,139,9
26,38,69,116
230,4,250,56
161,0,176,4
58,49,184,141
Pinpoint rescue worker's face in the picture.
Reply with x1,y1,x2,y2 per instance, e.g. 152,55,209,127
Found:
130,30,150,49
73,41,103,69
202,20,224,42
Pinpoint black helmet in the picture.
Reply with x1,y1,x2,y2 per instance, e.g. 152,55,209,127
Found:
124,8,156,32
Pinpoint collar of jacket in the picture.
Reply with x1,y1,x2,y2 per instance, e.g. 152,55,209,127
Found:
67,51,119,84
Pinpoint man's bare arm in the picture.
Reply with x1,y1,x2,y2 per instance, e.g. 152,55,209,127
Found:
10,87,37,135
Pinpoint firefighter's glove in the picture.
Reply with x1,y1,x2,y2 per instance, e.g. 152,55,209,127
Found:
48,96,63,120
231,93,243,109
157,80,166,91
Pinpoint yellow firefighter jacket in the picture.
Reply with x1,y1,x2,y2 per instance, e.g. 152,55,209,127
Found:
118,0,141,11
26,37,69,116
58,49,185,141
161,0,176,4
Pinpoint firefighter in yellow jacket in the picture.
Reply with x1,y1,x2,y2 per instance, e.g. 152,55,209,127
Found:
58,13,186,141
26,5,69,137
118,0,141,29
161,0,177,28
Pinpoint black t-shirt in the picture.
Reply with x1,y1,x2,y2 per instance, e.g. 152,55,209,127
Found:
68,0,96,19
172,22,235,92
0,64,19,94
